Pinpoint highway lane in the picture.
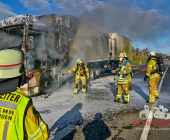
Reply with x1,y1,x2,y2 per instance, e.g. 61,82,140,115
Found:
71,63,170,140
147,61,170,140
33,61,170,140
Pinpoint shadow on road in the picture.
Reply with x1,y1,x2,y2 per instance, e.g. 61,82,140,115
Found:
132,84,149,101
49,103,84,140
83,113,111,140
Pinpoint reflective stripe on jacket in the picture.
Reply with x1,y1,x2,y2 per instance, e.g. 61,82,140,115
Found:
116,60,132,84
0,89,49,140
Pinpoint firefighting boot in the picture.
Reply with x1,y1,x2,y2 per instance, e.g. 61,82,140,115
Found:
82,85,86,94
155,97,159,100
114,98,121,103
146,101,154,104
129,86,132,91
74,84,78,95
122,101,129,104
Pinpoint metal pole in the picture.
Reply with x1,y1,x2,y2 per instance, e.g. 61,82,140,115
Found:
22,25,28,52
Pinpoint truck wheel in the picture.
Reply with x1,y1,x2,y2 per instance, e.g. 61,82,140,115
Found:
40,74,53,94
54,74,60,88
90,70,95,80
96,68,101,78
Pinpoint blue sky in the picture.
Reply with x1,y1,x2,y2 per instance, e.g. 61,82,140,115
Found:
0,0,170,55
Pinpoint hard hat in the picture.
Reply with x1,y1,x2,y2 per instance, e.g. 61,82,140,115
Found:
119,52,127,58
77,59,83,64
0,49,34,79
149,51,156,57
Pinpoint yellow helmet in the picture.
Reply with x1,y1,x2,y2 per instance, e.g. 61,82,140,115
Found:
77,59,83,64
119,52,127,57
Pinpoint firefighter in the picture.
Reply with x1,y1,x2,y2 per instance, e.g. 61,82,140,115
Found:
62,59,90,94
0,49,49,140
110,52,132,103
144,52,161,103
109,59,132,91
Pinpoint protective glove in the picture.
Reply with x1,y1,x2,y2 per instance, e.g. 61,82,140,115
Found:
62,73,66,76
144,74,148,81
86,77,90,80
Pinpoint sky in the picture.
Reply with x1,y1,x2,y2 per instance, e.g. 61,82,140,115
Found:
0,0,170,55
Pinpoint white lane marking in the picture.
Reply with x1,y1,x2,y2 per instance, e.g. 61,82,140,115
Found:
140,105,155,140
158,64,169,93
143,69,146,71
140,64,170,140
134,72,138,74
133,67,139,69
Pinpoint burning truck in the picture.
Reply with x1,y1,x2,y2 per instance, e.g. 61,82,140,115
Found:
0,14,132,96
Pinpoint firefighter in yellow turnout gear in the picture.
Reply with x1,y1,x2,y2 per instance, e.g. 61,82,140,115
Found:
113,61,132,91
144,52,161,103
62,59,90,94
111,52,132,104
0,49,49,140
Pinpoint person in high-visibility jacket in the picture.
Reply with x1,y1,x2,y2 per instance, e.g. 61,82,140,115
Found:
109,59,132,91
0,49,49,140
144,52,161,103
110,52,132,103
62,59,90,94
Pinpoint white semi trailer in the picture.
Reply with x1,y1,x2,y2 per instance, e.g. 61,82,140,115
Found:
70,22,132,79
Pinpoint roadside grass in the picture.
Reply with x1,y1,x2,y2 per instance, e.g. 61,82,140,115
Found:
131,52,148,65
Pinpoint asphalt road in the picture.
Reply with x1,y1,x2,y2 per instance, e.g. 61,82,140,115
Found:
33,61,170,140
60,61,170,140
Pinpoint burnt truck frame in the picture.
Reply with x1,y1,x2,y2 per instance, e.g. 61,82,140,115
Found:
0,14,132,96
0,14,72,95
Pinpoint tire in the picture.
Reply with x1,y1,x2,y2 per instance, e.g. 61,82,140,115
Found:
90,70,95,80
54,73,60,88
40,74,53,94
95,68,101,78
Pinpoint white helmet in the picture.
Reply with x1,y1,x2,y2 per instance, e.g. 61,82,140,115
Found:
77,59,83,64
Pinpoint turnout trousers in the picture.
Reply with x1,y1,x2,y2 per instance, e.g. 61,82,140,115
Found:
149,75,161,103
116,84,130,102
74,75,86,93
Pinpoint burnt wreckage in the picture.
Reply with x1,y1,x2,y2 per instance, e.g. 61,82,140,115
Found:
0,14,132,96
0,14,80,95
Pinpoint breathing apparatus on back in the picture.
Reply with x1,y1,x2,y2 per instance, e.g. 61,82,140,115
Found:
147,51,165,75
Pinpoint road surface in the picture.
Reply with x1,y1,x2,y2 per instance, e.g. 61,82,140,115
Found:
32,60,170,140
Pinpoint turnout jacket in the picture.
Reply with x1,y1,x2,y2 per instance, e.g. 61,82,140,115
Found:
116,60,132,84
0,88,49,140
146,57,160,79
64,65,90,80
